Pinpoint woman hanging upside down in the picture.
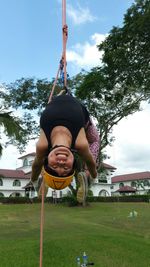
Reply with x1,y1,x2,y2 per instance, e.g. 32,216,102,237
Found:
30,92,100,203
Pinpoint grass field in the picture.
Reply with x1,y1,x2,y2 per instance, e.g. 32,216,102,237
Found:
0,202,150,267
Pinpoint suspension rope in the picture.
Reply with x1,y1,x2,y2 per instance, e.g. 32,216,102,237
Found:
39,179,45,267
62,0,67,88
39,1,67,266
48,0,68,103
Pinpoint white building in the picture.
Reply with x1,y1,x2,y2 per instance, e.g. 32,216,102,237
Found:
0,152,116,198
111,172,150,195
0,169,30,197
92,163,116,196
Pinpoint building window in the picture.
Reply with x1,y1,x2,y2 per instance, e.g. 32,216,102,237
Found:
23,158,28,166
98,173,107,183
13,179,21,187
119,182,124,188
29,160,33,166
110,185,114,189
131,181,136,187
0,178,3,186
143,180,150,186
98,178,107,183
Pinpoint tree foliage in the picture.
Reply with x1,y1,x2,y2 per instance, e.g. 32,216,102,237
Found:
0,78,67,155
75,68,146,151
75,0,150,151
1,0,149,161
98,0,150,97
8,77,64,113
0,84,37,156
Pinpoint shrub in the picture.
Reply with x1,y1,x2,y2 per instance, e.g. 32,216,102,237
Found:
61,195,78,206
87,195,150,203
0,196,41,204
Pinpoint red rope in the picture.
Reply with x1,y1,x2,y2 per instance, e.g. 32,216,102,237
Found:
62,0,66,26
62,24,68,88
39,179,45,267
48,64,61,103
39,3,68,266
48,0,68,104
62,0,67,88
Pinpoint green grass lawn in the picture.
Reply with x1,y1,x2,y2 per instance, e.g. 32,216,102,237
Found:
0,202,150,267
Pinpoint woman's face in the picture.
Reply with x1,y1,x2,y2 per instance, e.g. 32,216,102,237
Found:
48,146,74,176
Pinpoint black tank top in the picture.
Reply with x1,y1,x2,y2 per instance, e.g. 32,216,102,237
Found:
40,95,89,149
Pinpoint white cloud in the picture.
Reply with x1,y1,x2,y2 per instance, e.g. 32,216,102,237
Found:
0,145,20,169
0,140,36,170
106,102,150,175
67,3,96,25
67,33,107,71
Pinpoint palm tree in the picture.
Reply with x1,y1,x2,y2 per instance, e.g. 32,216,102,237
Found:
0,111,25,156
0,87,37,156
135,180,145,191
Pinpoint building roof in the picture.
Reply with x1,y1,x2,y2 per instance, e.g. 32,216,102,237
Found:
112,171,150,183
18,152,36,159
0,169,30,179
116,186,136,193
102,162,116,170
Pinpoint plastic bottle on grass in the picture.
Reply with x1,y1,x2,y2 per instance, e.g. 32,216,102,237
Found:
76,256,81,266
83,252,88,266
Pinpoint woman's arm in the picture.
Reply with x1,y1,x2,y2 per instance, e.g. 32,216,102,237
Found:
31,129,48,182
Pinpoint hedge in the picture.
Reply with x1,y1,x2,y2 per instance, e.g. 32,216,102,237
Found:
0,196,53,204
0,195,150,205
87,195,150,203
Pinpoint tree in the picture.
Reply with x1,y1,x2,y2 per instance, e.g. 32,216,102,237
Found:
135,180,145,190
74,68,145,151
75,0,150,153
98,0,150,97
6,1,149,156
8,77,63,113
0,77,67,156
0,84,37,156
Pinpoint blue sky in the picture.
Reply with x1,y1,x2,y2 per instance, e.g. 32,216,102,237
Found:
0,0,134,83
1,0,150,175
